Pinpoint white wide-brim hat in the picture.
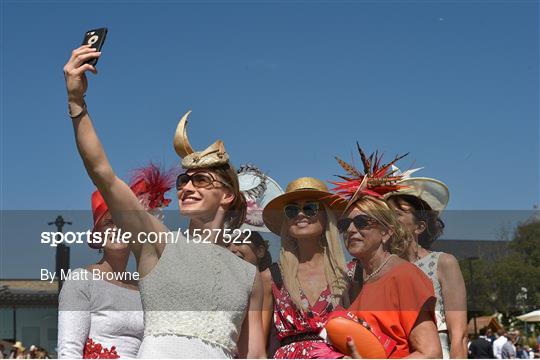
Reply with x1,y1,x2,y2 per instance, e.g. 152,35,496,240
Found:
385,177,449,213
238,165,284,232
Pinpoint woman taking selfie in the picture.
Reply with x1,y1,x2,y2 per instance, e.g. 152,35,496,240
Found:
63,45,265,358
261,177,349,358
331,145,442,358
385,174,468,358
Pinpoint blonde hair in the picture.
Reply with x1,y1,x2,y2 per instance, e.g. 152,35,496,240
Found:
346,196,412,259
278,204,349,311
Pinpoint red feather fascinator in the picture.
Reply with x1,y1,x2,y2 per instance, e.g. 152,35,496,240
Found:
330,142,409,206
91,163,176,237
129,163,177,210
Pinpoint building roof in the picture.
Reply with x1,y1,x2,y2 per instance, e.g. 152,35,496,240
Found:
468,315,503,334
0,279,58,306
431,239,509,260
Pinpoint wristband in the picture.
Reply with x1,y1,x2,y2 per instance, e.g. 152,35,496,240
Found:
68,100,87,119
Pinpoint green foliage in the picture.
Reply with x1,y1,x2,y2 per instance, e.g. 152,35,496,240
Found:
509,220,540,267
461,258,496,315
460,220,540,321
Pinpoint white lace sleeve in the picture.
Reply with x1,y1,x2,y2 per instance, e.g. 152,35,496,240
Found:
57,269,92,359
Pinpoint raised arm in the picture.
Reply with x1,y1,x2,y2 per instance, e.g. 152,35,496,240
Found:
438,253,468,358
63,46,168,272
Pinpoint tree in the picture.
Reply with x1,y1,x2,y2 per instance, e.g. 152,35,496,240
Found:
460,218,540,323
509,219,540,267
460,258,497,316
488,253,539,318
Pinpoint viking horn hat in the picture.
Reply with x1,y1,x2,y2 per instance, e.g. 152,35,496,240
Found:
173,110,230,169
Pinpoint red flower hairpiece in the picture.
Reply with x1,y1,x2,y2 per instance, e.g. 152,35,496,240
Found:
330,142,409,203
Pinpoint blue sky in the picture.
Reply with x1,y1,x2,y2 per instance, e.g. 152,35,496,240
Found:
1,1,539,277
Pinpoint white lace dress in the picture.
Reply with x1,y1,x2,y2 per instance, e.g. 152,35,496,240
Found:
57,268,144,358
415,252,450,358
137,233,256,359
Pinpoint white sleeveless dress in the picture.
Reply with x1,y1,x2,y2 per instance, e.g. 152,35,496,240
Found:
137,232,256,358
415,251,450,359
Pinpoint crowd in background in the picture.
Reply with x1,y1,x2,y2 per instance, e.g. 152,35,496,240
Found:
468,328,540,359
0,342,50,359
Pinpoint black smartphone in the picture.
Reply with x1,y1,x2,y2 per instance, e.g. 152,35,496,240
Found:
81,28,108,66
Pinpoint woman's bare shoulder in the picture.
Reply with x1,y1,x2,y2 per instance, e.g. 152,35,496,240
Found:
437,252,460,272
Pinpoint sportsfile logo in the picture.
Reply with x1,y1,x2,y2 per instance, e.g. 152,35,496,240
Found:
40,228,252,247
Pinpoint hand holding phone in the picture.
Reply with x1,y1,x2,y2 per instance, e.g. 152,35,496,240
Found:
81,28,108,66
63,28,107,109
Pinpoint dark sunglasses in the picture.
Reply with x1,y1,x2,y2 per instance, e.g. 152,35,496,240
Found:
176,172,229,191
337,215,376,233
284,202,320,219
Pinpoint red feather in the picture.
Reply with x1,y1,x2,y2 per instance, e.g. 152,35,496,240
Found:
331,144,408,201
129,163,177,210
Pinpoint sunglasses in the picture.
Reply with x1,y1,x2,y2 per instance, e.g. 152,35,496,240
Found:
176,172,229,191
337,215,376,233
284,202,320,219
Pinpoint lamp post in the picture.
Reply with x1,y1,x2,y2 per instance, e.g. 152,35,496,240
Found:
48,215,72,293
467,256,480,335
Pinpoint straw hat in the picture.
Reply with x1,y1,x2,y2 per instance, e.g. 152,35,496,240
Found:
262,177,345,235
12,341,25,352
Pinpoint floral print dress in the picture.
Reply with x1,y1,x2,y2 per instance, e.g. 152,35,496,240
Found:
270,259,365,359
271,281,341,359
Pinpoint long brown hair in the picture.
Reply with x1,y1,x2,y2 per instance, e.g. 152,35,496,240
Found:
212,164,247,229
245,231,272,271
387,194,445,249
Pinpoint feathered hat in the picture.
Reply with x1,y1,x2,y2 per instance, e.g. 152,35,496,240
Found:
330,142,410,212
90,163,176,248
173,110,230,169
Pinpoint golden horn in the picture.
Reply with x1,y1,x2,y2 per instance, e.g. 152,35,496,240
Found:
173,110,195,158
